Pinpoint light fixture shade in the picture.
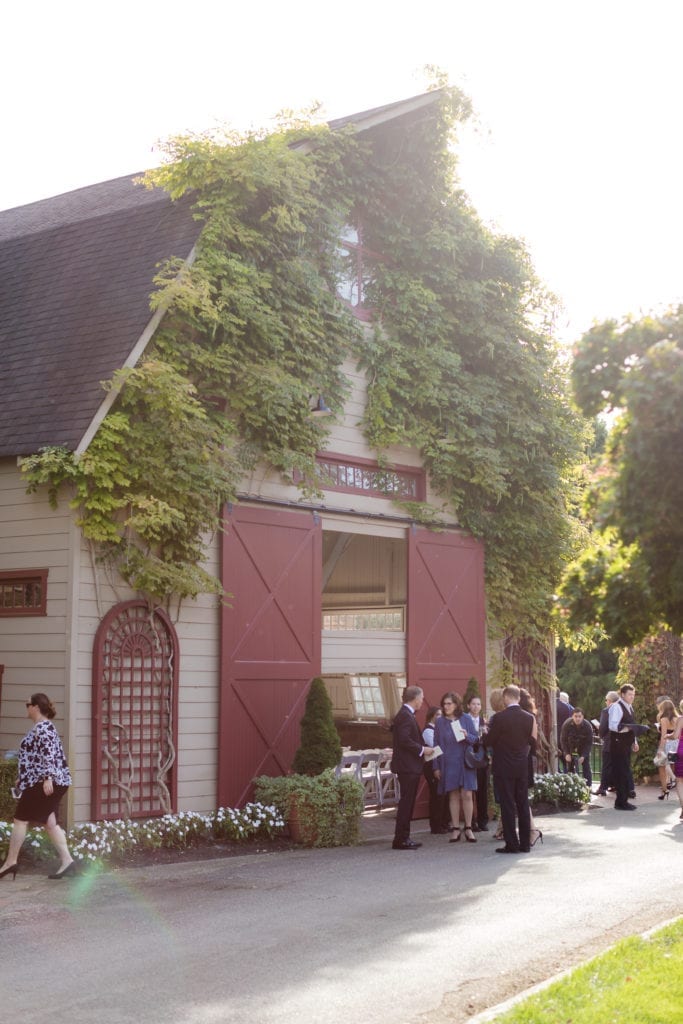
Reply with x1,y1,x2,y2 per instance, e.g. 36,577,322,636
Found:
310,394,332,417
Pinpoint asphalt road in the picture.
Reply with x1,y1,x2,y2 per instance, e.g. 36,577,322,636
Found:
1,789,681,1024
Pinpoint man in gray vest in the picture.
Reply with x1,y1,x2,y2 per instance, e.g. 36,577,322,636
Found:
608,684,645,810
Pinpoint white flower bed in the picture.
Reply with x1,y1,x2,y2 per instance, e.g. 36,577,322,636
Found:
0,802,285,865
532,771,591,807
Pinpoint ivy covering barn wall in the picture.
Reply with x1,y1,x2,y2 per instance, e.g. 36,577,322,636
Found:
21,87,586,639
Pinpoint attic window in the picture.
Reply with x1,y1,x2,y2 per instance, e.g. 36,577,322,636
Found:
0,569,48,616
336,225,380,322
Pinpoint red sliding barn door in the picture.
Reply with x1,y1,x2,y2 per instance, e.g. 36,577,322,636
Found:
407,527,486,816
218,505,322,807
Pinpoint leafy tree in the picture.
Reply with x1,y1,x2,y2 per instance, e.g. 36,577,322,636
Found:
555,641,618,720
463,676,481,707
292,677,343,776
562,308,683,644
615,630,681,780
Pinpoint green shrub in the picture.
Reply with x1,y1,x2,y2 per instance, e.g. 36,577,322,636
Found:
291,677,342,776
254,769,363,847
463,676,480,707
0,759,17,822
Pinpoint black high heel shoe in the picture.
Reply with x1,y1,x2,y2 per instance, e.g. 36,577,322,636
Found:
47,861,78,880
0,864,18,880
658,789,670,800
530,829,543,847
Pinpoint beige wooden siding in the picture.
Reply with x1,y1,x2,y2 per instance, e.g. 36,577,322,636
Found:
0,459,71,759
237,354,457,522
321,632,406,675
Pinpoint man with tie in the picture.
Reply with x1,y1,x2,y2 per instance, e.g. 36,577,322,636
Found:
484,683,536,854
609,683,642,811
391,685,434,850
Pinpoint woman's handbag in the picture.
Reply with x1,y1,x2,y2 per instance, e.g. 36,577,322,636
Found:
464,741,488,770
653,749,668,767
665,739,679,764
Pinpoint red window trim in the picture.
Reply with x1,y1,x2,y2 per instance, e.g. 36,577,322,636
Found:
337,224,382,323
316,451,426,501
0,569,48,616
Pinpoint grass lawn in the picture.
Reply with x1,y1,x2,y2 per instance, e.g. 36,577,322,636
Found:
492,917,683,1023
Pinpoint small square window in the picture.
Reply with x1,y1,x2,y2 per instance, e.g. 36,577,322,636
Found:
0,570,48,616
349,674,386,717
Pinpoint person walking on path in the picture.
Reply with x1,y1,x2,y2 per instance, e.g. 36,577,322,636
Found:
0,692,77,880
465,694,490,832
433,692,479,844
666,712,683,820
556,691,573,771
390,686,433,850
422,706,450,834
595,691,619,795
654,699,678,799
484,684,535,854
608,684,647,811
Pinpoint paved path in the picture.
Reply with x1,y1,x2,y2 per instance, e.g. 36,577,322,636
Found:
0,787,681,1024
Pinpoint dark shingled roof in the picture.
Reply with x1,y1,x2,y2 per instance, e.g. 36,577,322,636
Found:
0,91,442,460
0,174,199,457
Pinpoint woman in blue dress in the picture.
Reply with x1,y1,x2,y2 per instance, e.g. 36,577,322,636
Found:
434,691,479,843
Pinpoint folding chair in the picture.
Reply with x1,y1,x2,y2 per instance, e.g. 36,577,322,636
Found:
377,752,401,807
334,752,362,782
359,751,382,809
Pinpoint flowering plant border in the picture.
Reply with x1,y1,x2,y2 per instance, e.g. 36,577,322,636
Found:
531,771,590,809
0,802,285,866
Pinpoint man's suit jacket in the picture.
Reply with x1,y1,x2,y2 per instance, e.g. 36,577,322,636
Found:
391,705,424,775
485,704,534,778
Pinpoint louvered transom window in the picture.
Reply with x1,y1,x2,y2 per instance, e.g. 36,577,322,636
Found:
316,454,425,500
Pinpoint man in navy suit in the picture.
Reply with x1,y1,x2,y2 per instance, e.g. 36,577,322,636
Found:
484,684,535,853
391,685,434,850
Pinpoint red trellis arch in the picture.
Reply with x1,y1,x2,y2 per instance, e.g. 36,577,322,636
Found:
92,600,179,820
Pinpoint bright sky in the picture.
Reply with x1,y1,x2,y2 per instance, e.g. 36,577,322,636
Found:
4,0,683,343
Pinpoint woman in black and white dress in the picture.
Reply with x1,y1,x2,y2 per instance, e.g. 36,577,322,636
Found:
0,692,77,880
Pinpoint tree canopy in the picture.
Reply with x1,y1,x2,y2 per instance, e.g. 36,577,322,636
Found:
21,86,585,637
561,308,683,645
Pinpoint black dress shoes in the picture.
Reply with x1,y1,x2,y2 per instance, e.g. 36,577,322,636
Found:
615,802,636,811
477,823,489,832
392,839,422,850
495,846,520,854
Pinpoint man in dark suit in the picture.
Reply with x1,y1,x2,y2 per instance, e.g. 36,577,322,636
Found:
484,684,535,854
391,685,434,850
608,683,645,810
556,692,573,771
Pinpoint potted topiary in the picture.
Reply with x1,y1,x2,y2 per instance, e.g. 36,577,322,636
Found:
292,676,342,775
254,678,362,846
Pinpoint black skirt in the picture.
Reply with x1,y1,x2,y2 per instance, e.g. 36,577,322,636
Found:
14,782,69,824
